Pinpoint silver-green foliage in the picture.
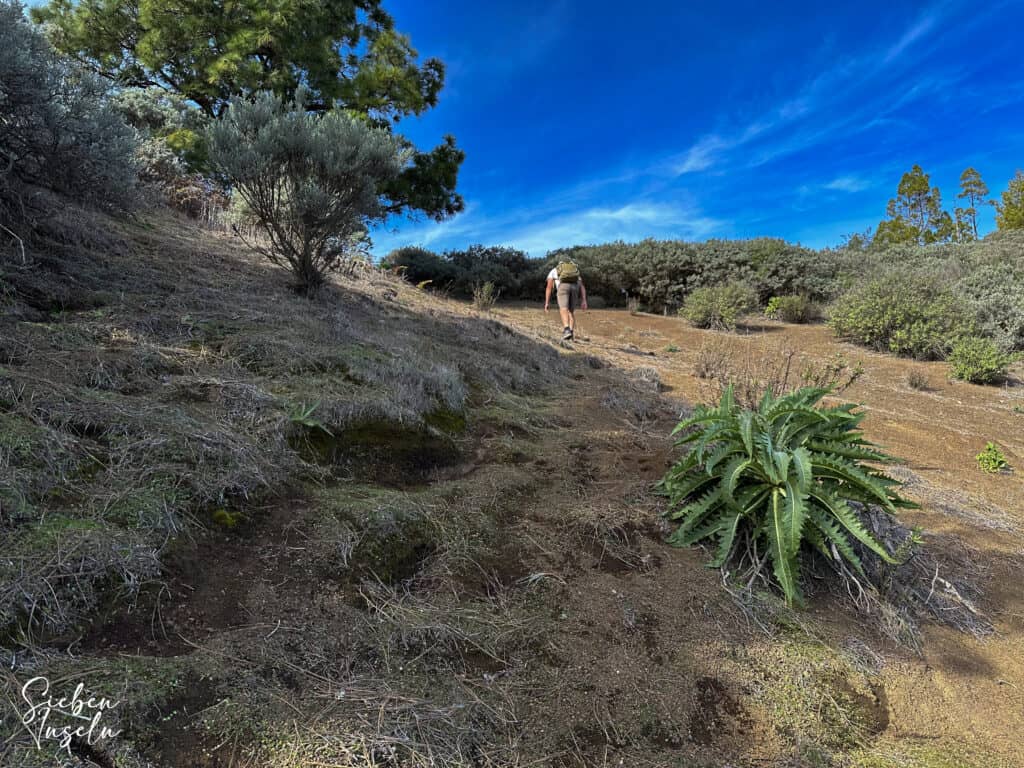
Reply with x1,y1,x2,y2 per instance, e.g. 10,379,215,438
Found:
660,386,917,606
208,91,407,294
0,0,136,211
956,261,1024,353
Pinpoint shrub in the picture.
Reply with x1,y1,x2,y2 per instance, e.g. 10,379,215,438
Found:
659,386,917,606
679,283,758,331
957,262,1024,352
0,0,137,217
948,337,1012,384
906,369,930,391
472,281,499,312
386,246,456,287
828,277,975,359
207,91,405,295
976,442,1009,474
765,295,820,324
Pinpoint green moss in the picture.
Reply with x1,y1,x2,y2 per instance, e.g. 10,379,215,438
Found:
289,418,460,485
423,406,467,434
102,479,182,529
211,507,246,528
748,639,887,754
849,741,1009,768
0,413,46,464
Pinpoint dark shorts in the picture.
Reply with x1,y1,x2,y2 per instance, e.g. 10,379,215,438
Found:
557,282,580,310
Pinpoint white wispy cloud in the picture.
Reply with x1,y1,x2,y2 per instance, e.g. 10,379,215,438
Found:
665,4,955,178
672,135,729,174
372,201,723,257
502,203,723,254
883,10,939,64
823,175,871,193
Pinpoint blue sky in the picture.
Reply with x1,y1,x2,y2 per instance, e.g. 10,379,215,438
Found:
372,0,1024,255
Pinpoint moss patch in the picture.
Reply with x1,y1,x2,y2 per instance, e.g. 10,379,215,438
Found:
289,417,462,485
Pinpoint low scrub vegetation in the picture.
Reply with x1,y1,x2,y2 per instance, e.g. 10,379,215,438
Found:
827,277,974,360
694,337,862,408
472,280,500,312
948,337,1012,384
208,92,406,295
765,294,820,324
906,368,930,391
976,442,1010,473
0,0,137,225
679,283,757,331
660,386,917,607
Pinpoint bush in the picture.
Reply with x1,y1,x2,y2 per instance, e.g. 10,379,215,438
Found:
111,86,224,218
679,283,758,330
906,369,930,391
659,386,917,606
384,244,537,300
948,337,1012,384
386,246,455,287
765,295,820,324
957,262,1024,352
472,281,499,312
208,91,405,295
976,442,1009,474
0,0,137,217
828,277,975,360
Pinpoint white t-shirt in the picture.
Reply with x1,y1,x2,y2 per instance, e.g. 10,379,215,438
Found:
546,267,560,288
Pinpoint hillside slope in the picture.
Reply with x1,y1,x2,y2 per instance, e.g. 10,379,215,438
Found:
2,211,1022,768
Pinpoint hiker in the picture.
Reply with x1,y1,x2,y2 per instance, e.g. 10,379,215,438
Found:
544,260,588,340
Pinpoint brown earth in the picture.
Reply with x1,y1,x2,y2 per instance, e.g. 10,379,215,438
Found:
78,302,1024,767
5,218,1023,767
499,305,1024,766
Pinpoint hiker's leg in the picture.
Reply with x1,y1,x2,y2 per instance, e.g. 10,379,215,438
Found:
566,285,579,332
557,283,573,333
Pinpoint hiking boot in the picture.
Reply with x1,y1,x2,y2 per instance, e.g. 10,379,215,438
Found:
562,326,573,340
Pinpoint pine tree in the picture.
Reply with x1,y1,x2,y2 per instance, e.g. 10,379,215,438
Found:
30,0,464,220
956,167,990,240
875,165,952,246
995,170,1024,231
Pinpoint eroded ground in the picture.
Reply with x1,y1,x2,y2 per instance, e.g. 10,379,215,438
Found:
3,220,1022,768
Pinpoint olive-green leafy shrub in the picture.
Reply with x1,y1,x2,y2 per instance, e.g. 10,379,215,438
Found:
659,386,917,606
827,277,975,359
765,295,820,324
976,442,1009,473
680,283,758,331
948,337,1012,384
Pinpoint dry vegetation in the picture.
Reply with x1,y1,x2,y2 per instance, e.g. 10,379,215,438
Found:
2,208,1024,768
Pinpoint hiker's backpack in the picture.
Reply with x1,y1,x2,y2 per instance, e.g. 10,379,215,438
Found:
556,261,580,283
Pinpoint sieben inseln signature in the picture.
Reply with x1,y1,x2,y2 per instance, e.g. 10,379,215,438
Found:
18,675,122,755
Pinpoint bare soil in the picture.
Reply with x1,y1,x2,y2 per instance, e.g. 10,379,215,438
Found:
499,305,1024,766
5,217,1023,767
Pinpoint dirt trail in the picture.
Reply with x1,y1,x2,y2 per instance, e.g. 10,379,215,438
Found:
498,305,1024,765
37,297,1024,767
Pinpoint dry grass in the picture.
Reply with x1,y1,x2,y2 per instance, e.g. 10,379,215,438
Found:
0,206,565,647
693,335,863,407
906,368,931,391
